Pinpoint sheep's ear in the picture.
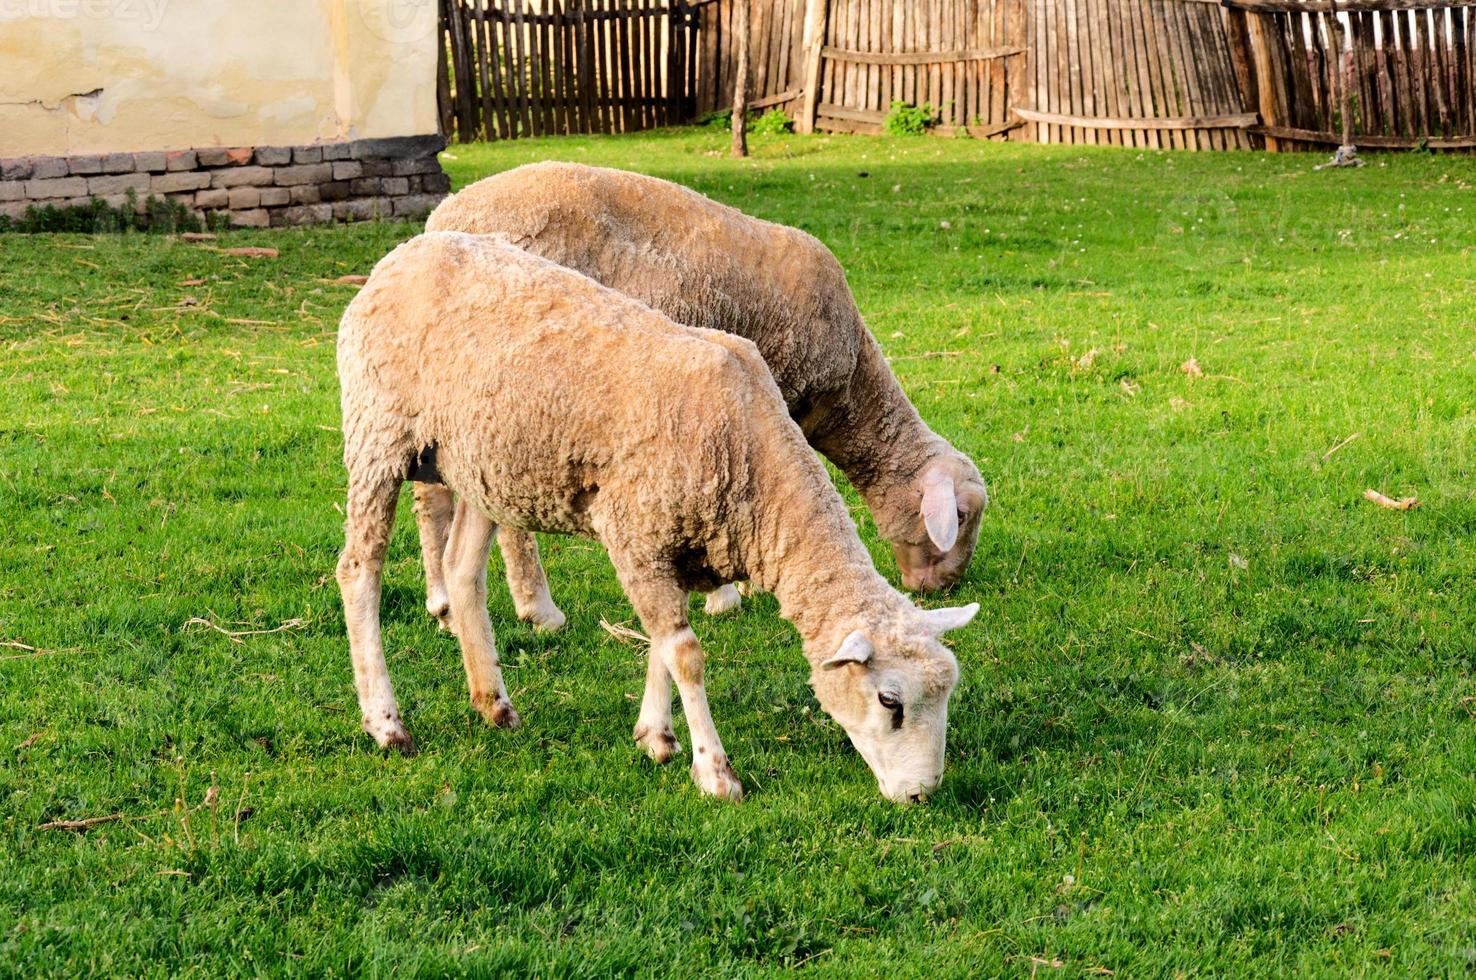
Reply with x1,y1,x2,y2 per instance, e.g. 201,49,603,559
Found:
822,630,874,670
919,602,979,636
920,471,959,552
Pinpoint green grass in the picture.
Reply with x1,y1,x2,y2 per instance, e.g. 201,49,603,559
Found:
4,127,1476,975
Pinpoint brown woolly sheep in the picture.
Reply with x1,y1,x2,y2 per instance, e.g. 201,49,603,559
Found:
415,162,987,631
336,232,978,802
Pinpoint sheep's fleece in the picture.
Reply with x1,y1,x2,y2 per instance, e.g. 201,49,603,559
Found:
414,162,988,633
335,232,978,801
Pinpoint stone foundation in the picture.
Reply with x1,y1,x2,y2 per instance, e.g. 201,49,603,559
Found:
0,135,450,228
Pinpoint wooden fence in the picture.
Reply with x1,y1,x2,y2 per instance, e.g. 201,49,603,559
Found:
1225,0,1476,150
691,0,808,117
1021,0,1254,148
804,0,1029,137
439,0,1476,151
438,0,703,141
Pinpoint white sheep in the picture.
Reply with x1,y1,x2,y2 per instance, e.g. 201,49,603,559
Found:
336,232,978,802
416,162,987,631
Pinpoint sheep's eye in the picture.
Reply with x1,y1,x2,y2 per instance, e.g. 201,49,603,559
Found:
878,692,902,711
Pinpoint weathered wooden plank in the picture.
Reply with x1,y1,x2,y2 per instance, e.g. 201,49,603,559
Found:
437,0,454,137
1067,0,1094,143
1079,0,1103,143
1431,9,1452,136
1123,0,1160,146
612,0,631,130
1106,0,1132,144
1149,0,1186,147
797,0,829,131
1255,122,1476,144
470,0,493,138
1224,0,1476,12
1014,106,1261,126
1224,8,1260,123
1353,10,1380,136
817,102,886,122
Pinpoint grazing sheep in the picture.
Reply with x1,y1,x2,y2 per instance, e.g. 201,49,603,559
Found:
415,162,987,631
336,232,978,802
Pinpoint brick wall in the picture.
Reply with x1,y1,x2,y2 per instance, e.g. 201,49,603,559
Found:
0,135,450,228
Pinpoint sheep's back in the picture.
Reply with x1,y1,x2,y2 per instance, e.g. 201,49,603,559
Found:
426,163,865,410
339,232,778,538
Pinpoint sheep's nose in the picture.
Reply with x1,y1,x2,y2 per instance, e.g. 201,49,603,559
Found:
903,565,941,593
908,791,928,804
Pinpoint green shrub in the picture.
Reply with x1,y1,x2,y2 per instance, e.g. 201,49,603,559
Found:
698,108,733,129
883,101,935,137
697,107,794,136
750,108,794,136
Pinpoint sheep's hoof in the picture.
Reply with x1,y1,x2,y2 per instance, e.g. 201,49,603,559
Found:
474,694,522,730
426,587,451,628
634,723,680,764
366,718,416,756
691,754,744,801
518,603,566,634
703,585,743,617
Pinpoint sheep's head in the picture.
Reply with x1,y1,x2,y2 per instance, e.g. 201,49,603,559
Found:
810,602,976,803
890,454,988,593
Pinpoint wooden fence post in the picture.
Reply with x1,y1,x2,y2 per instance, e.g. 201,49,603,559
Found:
732,0,750,155
1244,10,1283,151
796,0,830,134
1223,5,1263,149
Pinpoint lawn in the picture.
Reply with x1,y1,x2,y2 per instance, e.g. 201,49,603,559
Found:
3,127,1476,975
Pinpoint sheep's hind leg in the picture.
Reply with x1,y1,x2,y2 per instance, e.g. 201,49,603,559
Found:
337,473,414,754
610,556,742,800
412,482,455,628
497,525,566,632
444,502,521,729
702,583,743,616
633,649,680,764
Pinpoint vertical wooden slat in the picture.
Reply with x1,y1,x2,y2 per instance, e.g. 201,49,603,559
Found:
532,0,549,134
626,0,642,130
444,0,465,140
667,1,681,124
798,0,828,132
1065,0,1082,143
1225,7,1260,149
892,0,908,121
1450,7,1467,136
1430,9,1452,136
1133,0,1157,147
614,0,632,131
438,0,454,138
1141,0,1174,147
1169,0,1206,148
1103,0,1131,144
544,2,560,133
1095,0,1121,144
1211,10,1237,147
1049,0,1066,142
1376,10,1399,137
469,0,490,139
645,0,659,129
552,0,569,134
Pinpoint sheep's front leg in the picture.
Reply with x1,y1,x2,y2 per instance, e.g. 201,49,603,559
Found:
337,474,414,754
496,525,566,632
659,628,741,799
443,502,521,729
412,482,455,628
612,560,742,800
